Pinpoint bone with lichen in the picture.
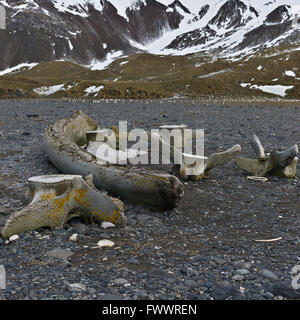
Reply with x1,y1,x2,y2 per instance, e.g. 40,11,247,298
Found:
1,175,126,239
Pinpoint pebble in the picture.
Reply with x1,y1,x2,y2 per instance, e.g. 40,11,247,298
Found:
69,234,78,241
236,269,250,276
46,248,74,260
9,235,19,242
261,270,279,281
148,269,172,280
136,214,152,224
263,292,274,299
211,286,239,300
68,283,86,292
95,240,115,248
185,279,198,288
232,275,244,281
214,257,226,265
72,223,88,233
127,258,139,265
233,261,251,269
114,278,129,285
101,222,115,229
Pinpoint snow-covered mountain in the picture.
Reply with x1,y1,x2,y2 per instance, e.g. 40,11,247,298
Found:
0,0,299,70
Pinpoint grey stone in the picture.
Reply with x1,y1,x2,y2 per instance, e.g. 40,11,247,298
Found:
114,278,129,285
236,269,250,276
68,283,86,292
72,223,88,233
214,257,226,265
232,275,244,281
263,292,274,299
203,280,214,288
211,286,239,300
148,269,172,280
46,248,74,260
261,270,279,281
127,258,139,265
136,214,152,224
185,279,198,288
233,261,251,269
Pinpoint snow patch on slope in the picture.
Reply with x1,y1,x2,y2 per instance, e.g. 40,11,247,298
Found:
109,0,146,20
33,84,65,95
89,50,124,70
51,0,103,17
240,83,294,97
0,63,38,76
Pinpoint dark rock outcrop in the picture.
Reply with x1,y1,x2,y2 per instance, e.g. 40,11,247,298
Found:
0,0,186,70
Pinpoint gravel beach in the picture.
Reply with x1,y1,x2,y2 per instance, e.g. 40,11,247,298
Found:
0,99,300,300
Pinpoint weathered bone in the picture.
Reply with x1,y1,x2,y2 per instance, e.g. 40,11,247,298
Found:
1,175,126,239
44,111,184,209
269,145,298,168
251,135,267,160
152,127,241,180
86,128,126,151
86,141,148,165
236,135,298,178
178,145,242,180
269,156,298,178
204,145,242,172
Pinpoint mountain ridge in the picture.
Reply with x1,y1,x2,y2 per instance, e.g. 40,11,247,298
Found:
0,0,299,71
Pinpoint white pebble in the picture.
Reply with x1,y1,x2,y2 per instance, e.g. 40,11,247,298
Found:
101,221,115,229
96,239,115,248
9,235,19,242
69,234,78,241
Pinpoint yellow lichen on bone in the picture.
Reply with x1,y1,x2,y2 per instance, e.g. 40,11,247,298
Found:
0,175,126,238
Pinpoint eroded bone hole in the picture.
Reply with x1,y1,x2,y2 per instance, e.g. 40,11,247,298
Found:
54,184,69,197
67,216,87,225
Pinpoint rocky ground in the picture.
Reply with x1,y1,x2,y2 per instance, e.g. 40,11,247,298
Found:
0,98,300,300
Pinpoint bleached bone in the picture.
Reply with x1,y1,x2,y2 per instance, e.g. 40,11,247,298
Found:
86,128,127,151
1,175,126,239
204,145,242,172
251,134,267,160
236,135,298,178
86,141,148,164
152,127,241,180
44,111,184,209
87,129,208,178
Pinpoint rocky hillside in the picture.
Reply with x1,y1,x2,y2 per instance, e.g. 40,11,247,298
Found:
0,0,186,70
0,0,299,71
0,42,299,100
0,0,299,100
